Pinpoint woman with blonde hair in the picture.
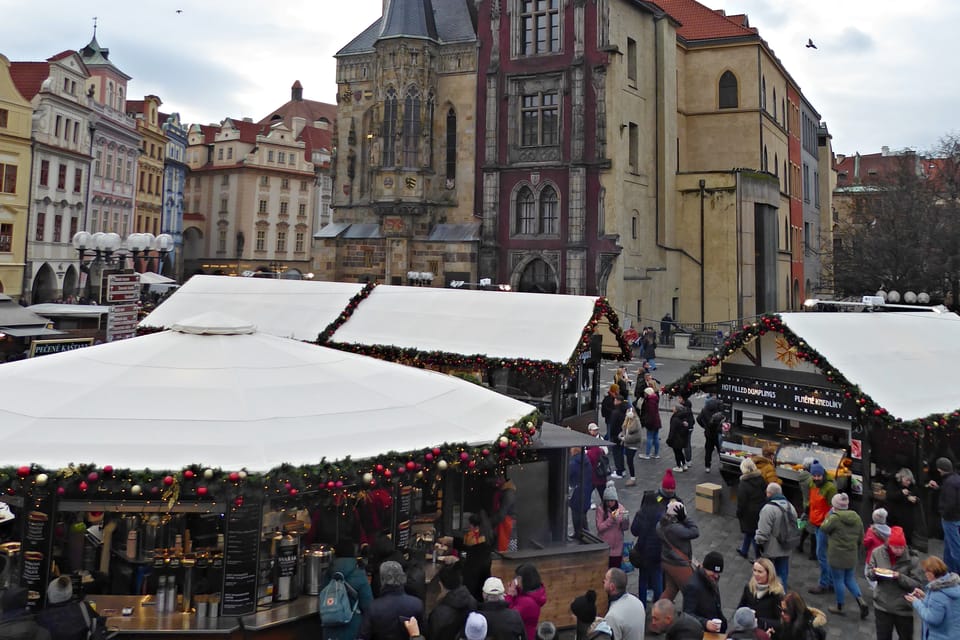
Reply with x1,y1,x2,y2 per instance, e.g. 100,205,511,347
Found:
738,558,785,633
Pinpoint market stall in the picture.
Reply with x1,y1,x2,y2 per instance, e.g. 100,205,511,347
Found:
0,313,541,637
666,310,960,530
140,276,632,427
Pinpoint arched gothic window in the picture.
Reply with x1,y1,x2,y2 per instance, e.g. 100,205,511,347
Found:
516,187,536,234
382,88,397,167
540,186,558,234
402,87,421,167
445,108,457,183
718,71,738,109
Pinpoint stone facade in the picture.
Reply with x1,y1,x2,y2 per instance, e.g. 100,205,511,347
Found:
161,111,188,280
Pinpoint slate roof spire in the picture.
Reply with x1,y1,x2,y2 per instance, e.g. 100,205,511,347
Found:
379,0,438,42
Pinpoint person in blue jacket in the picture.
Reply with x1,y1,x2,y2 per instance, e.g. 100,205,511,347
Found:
569,447,594,540
905,555,960,640
321,539,374,640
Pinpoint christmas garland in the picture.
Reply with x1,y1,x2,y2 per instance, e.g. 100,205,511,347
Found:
0,413,541,509
322,296,632,380
316,281,376,344
665,313,959,437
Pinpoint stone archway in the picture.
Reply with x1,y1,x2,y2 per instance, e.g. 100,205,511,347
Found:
31,263,58,303
62,265,78,301
517,258,558,294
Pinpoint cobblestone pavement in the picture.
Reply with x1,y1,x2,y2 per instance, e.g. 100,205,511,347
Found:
564,355,942,640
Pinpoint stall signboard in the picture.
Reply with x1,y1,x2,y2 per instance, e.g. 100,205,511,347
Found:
19,488,54,609
29,337,95,358
221,501,263,616
106,304,139,342
105,273,140,303
718,374,856,421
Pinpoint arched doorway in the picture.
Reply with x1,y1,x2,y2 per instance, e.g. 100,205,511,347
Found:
182,227,203,261
62,266,78,301
517,258,558,294
31,263,58,303
792,279,800,310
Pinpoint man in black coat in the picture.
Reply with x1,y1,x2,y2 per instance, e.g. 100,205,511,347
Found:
477,577,525,640
681,551,728,634
359,561,425,640
697,396,724,473
426,563,477,640
650,598,705,640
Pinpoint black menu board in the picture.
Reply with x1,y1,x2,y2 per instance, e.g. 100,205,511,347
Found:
221,501,262,616
20,490,54,609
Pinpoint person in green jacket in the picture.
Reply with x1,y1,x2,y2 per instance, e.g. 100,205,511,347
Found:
865,526,924,640
820,492,869,619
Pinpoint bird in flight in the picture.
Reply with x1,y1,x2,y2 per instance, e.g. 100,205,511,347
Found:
806,38,817,49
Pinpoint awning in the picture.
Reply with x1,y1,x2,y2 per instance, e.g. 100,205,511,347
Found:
531,423,614,449
0,326,66,338
139,272,176,285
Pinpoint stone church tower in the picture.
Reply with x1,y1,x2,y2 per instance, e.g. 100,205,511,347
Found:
323,0,480,286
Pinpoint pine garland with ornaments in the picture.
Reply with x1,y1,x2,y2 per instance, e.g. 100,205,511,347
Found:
665,313,957,437
321,296,632,380
0,413,541,508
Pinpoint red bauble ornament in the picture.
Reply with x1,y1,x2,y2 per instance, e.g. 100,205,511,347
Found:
425,453,434,462
284,482,292,490
228,472,240,482
234,496,244,507
396,466,405,475
289,488,298,496
163,475,175,486
460,452,470,461
103,465,114,475
87,472,99,482
151,486,160,495
432,448,441,456
481,449,490,457
79,481,89,492
17,466,30,478
184,470,195,480
326,481,335,489
197,486,208,497
335,480,343,488
509,427,519,435
57,487,66,496
375,464,384,473
383,469,392,478
405,461,417,471
468,460,476,469
499,440,508,448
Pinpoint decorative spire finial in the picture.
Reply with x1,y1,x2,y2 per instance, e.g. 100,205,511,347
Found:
93,16,98,38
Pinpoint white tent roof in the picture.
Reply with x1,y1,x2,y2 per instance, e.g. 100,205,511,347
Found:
0,312,535,471
779,311,960,421
140,275,365,341
142,277,625,365
328,285,604,362
138,271,176,285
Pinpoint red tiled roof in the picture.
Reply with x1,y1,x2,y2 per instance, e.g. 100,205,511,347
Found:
298,125,333,162
197,119,267,145
652,0,758,41
47,50,76,62
258,98,336,128
8,61,49,101
126,99,146,115
834,152,916,185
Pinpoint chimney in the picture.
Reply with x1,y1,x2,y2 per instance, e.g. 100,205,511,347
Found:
291,80,303,101
836,153,845,164
292,117,306,137
881,145,890,156
242,117,253,123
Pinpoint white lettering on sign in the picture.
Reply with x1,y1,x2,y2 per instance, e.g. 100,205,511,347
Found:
794,394,843,409
720,383,777,399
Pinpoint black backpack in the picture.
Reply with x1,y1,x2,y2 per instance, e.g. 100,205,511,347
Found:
594,453,611,479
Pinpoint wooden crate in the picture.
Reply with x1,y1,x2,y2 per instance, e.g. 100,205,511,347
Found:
695,482,723,514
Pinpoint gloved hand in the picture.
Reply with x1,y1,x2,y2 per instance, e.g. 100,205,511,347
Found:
674,503,686,522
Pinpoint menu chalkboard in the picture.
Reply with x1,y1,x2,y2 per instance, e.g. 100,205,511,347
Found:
20,490,54,609
221,501,262,616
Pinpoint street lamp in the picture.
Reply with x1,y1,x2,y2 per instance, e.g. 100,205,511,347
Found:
407,271,435,286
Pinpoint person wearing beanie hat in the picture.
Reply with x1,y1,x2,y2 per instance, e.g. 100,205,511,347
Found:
864,508,892,588
536,621,557,640
930,457,960,574
806,460,837,595
866,525,925,640
36,576,100,640
462,611,488,640
629,480,681,605
570,589,598,633
736,457,766,561
732,606,758,631
821,492,869,618
658,499,699,602
597,481,630,569
360,561,424,640
886,468,920,546
681,551,727,633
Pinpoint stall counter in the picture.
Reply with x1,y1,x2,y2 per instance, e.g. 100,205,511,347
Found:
93,595,240,638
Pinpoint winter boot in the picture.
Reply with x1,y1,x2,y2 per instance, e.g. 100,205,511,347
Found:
828,603,844,615
857,597,869,619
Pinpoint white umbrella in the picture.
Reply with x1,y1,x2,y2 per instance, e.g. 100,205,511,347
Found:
0,312,535,471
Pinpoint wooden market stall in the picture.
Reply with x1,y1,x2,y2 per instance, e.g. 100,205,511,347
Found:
0,313,541,638
665,309,960,541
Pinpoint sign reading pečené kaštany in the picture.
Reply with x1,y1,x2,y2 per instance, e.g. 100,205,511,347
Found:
29,338,95,358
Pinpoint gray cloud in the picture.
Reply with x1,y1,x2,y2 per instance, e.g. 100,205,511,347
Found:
825,27,874,54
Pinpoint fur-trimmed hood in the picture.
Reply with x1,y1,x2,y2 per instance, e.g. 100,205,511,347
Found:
809,606,827,628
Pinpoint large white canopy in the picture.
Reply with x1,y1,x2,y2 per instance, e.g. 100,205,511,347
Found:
780,310,960,421
141,276,625,364
138,271,176,285
329,285,603,362
0,313,535,471
140,276,365,341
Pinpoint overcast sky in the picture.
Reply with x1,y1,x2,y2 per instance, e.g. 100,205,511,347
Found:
1,0,957,156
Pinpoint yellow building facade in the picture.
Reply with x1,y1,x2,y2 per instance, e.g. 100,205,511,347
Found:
129,95,166,236
0,54,32,300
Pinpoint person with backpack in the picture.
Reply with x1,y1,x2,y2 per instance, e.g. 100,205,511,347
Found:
568,446,594,540
36,576,100,640
320,540,375,640
755,483,799,589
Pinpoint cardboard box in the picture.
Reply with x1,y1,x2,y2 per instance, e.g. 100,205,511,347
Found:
695,482,723,514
